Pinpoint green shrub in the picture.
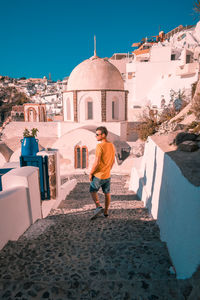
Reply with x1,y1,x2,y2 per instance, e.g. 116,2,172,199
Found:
187,110,193,115
136,119,157,141
158,107,176,123
23,128,39,137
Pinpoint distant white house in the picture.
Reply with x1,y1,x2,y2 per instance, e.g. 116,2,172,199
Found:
41,93,62,116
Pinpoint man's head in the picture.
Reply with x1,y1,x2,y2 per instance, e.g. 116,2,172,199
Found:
95,126,108,141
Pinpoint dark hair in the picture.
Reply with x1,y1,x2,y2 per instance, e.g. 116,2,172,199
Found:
96,126,108,136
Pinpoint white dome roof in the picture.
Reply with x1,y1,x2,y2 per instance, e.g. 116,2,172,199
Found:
67,56,124,91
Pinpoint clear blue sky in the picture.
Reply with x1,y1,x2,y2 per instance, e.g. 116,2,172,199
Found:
0,0,198,81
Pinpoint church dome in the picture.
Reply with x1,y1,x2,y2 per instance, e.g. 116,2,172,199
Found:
67,56,124,91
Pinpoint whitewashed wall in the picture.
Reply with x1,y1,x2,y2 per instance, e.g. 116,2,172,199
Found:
126,60,179,107
3,121,127,140
3,122,59,138
63,92,74,122
0,166,42,250
129,137,200,279
106,91,125,122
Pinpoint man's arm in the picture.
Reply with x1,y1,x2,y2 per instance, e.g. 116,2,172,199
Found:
110,157,115,170
89,155,101,181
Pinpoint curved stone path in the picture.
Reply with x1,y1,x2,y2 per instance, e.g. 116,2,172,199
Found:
0,175,198,299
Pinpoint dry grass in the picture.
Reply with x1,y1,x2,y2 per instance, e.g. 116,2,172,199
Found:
192,92,200,119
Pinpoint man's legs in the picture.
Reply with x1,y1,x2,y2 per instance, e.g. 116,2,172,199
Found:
90,192,104,220
104,193,111,216
90,192,101,208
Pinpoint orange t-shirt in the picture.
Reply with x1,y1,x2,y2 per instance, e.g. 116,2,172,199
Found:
94,141,115,179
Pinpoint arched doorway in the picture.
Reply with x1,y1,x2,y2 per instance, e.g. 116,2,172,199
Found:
40,107,46,122
27,107,37,122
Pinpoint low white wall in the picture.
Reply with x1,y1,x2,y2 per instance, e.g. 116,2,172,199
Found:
129,137,200,279
3,121,127,140
3,122,59,138
0,166,42,250
0,187,30,250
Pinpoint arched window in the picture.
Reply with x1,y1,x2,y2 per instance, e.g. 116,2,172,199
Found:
74,146,88,169
112,97,119,120
67,98,71,120
81,146,88,168
85,97,93,120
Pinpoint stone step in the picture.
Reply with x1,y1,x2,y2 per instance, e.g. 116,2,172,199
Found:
0,278,187,300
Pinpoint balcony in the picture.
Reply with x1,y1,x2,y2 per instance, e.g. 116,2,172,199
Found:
176,62,199,76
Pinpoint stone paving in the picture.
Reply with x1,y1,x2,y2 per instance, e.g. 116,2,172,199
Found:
0,174,199,299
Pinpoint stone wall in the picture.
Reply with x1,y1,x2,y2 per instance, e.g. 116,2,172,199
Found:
73,91,78,122
101,90,106,122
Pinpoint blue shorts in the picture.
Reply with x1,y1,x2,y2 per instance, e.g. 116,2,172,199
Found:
90,176,111,194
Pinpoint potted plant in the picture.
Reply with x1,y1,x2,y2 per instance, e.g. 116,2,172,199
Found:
21,128,39,156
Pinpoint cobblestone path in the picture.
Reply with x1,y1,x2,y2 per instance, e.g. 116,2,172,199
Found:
0,175,196,299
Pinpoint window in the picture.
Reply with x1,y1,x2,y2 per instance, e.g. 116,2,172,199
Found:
82,147,87,168
74,146,88,169
112,98,119,120
186,55,191,64
87,101,93,120
112,101,115,119
171,54,176,60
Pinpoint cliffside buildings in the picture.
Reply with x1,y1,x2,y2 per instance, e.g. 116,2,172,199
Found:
125,23,200,120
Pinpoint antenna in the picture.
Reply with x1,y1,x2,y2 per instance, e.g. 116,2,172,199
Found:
94,35,96,56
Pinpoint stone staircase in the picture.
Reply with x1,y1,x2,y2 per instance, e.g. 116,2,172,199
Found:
0,175,196,299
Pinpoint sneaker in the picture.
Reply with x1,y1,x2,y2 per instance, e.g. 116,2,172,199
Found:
90,206,104,220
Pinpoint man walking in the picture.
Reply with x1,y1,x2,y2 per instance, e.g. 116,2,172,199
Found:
89,126,115,219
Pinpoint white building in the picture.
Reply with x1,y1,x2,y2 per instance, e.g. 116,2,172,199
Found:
126,22,200,119
63,54,128,123
108,53,134,81
41,93,62,116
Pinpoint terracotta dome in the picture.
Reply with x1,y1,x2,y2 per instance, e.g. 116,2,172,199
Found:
67,56,124,91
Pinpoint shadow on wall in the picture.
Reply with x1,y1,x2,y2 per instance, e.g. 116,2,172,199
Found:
0,143,13,163
146,146,157,213
113,140,131,165
156,152,200,279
